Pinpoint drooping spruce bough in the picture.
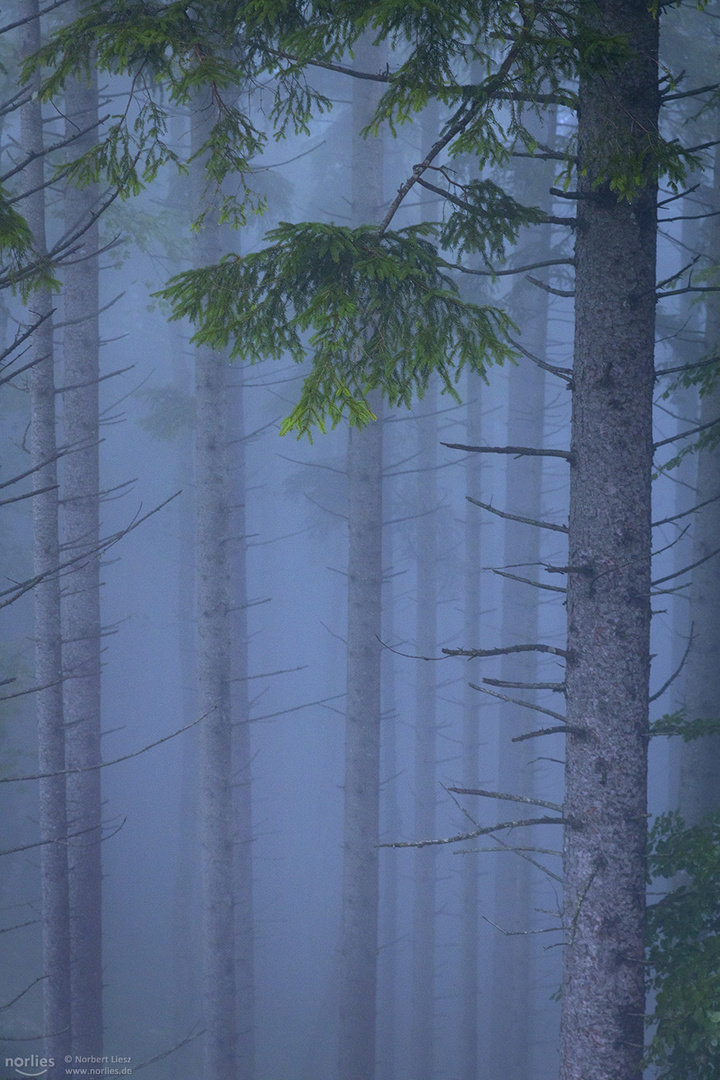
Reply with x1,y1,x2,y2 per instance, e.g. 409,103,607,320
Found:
24,2,707,1079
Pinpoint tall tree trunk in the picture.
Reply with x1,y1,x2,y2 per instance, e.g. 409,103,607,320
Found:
20,2,71,1070
191,98,238,1080
459,387,483,1080
61,5,103,1052
490,108,555,1080
411,389,438,1080
678,135,720,826
227,369,255,1077
560,5,658,1079
338,34,384,1080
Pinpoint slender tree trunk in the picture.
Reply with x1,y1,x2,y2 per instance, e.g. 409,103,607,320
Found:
490,109,555,1080
678,136,720,826
20,2,71,1070
191,98,238,1080
560,5,658,1080
459,387,483,1080
338,34,384,1080
227,369,255,1077
61,6,103,1052
411,389,438,1080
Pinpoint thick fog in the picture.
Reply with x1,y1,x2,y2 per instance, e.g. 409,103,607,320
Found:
2,4,719,1080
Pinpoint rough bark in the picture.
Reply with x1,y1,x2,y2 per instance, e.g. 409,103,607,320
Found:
20,1,71,1069
191,98,238,1080
338,35,384,1080
560,5,658,1080
61,6,103,1053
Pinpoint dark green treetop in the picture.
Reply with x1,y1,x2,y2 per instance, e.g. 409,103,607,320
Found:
19,0,697,431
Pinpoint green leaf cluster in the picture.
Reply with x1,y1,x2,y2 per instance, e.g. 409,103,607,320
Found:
158,221,516,437
647,810,720,1079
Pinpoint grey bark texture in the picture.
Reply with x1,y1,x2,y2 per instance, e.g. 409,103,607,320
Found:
560,5,658,1079
20,1,71,1070
191,98,238,1080
338,35,384,1080
60,8,103,1053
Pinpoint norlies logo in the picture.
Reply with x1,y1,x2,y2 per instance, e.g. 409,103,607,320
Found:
5,1056,54,1078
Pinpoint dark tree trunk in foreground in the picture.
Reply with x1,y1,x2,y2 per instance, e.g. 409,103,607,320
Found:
20,1,71,1069
338,34,384,1080
561,5,658,1079
61,7,103,1052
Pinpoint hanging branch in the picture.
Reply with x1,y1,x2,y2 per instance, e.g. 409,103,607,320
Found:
467,494,568,533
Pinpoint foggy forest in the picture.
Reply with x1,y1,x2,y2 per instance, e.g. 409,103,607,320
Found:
1,2,720,1080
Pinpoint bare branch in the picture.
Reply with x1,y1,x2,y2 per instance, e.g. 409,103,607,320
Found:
0,710,207,785
526,275,575,297
649,627,693,704
653,491,720,528
654,415,720,449
513,725,583,742
491,567,566,593
443,441,571,460
467,494,568,533
379,815,569,850
443,643,569,659
482,676,565,691
469,682,567,722
507,337,573,380
447,786,563,813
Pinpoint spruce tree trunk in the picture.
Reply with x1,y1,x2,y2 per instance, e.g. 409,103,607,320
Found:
226,369,255,1077
678,138,720,825
20,2,71,1070
490,112,554,1080
459,387,483,1080
61,6,103,1052
191,100,238,1080
340,403,383,1080
560,5,658,1079
338,34,384,1080
411,389,438,1080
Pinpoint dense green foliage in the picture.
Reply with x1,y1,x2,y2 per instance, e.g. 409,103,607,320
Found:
647,809,720,1079
18,0,696,430
159,222,515,436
